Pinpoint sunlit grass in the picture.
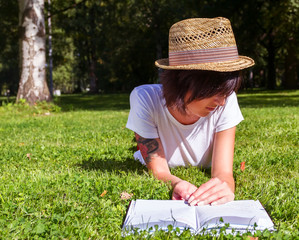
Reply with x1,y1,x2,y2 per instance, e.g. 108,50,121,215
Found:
0,90,298,239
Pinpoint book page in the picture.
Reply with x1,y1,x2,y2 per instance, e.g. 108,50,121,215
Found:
194,200,274,230
123,200,198,232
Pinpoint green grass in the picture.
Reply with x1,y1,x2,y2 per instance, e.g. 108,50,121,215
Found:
0,90,298,239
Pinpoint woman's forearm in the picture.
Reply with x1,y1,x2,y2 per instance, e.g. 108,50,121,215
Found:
135,133,183,188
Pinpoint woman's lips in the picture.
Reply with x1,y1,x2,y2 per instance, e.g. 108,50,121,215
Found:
206,107,216,111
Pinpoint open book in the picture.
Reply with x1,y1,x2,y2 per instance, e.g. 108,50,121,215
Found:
122,200,274,235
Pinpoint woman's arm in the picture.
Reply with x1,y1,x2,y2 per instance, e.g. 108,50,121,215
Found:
188,127,236,206
211,126,236,192
135,133,197,200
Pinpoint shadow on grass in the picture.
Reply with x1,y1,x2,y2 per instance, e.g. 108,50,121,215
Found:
238,90,299,108
77,157,146,175
54,90,299,111
54,93,130,111
1,90,298,111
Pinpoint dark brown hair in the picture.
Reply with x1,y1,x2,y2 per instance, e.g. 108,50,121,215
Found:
161,70,241,113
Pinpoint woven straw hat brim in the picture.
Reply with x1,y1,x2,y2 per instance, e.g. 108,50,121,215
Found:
155,56,255,72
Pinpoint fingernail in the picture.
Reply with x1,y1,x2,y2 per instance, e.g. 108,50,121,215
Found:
211,202,217,206
197,201,204,206
189,200,196,206
188,196,194,203
185,195,190,200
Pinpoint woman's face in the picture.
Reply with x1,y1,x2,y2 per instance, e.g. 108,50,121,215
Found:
185,94,226,118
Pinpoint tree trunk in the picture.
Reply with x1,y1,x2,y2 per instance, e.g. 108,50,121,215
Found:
88,57,98,93
267,35,276,90
88,6,98,94
284,39,298,89
47,0,53,96
156,39,163,84
17,0,51,104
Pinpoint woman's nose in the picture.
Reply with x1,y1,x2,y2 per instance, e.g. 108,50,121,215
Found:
215,96,226,106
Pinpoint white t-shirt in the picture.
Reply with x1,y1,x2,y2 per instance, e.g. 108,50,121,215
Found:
126,84,243,168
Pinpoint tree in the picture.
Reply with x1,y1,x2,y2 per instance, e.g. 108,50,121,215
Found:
17,0,51,104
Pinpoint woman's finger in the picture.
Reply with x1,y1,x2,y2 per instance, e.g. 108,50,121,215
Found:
190,188,224,206
172,192,182,200
188,178,221,205
196,188,234,206
197,181,230,202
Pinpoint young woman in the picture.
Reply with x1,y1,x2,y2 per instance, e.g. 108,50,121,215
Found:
126,17,254,206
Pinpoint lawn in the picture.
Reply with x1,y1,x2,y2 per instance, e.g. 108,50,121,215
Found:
0,90,298,239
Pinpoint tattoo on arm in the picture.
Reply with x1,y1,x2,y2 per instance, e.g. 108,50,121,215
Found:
135,133,160,164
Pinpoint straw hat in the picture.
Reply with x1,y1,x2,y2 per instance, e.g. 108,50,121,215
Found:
155,17,254,72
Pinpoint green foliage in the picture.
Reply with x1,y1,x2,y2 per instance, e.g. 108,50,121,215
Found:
50,29,77,93
0,90,298,239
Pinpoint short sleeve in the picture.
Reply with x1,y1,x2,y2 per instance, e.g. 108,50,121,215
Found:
215,92,244,132
126,86,159,139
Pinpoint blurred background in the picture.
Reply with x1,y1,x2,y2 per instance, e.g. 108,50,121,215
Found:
0,0,298,96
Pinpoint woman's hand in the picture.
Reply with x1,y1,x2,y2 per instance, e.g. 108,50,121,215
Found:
172,180,198,200
187,177,235,206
